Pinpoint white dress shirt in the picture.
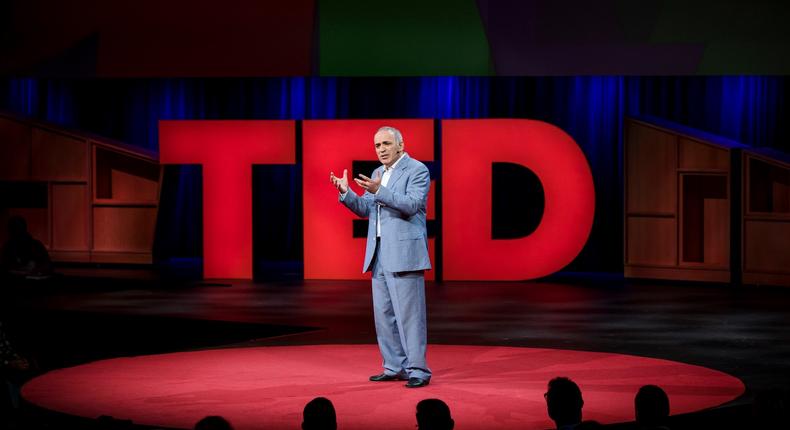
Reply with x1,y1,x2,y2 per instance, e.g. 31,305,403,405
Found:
376,154,403,237
338,153,405,238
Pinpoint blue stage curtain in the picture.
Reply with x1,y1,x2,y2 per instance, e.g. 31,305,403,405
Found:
2,77,788,278
626,76,787,148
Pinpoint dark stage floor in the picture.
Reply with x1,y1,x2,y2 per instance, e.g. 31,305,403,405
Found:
3,269,790,428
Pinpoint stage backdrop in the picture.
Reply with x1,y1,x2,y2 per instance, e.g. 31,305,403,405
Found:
1,77,787,279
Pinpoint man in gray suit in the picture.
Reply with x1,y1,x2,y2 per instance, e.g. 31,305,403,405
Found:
329,126,432,388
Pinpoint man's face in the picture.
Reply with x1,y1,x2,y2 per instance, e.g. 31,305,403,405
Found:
374,130,404,168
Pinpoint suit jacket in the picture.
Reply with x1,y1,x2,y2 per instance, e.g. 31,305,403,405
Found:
341,153,432,273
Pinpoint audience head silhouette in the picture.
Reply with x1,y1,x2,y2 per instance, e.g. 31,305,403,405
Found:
545,377,584,429
6,216,29,241
634,385,669,428
574,421,603,429
194,415,233,430
416,398,454,430
302,397,337,430
2,215,52,276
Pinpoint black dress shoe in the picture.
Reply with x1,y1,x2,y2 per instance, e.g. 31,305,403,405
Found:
369,373,407,382
405,377,430,388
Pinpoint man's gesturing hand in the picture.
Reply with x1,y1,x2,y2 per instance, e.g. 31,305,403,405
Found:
354,172,382,194
330,169,349,193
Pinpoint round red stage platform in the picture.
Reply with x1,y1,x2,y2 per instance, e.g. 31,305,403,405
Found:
22,345,744,429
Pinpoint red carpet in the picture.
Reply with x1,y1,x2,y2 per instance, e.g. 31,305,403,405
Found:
22,345,744,429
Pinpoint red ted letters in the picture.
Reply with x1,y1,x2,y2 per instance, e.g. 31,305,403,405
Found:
160,119,594,280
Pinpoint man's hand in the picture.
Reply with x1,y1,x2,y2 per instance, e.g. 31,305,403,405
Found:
330,169,349,194
354,172,382,194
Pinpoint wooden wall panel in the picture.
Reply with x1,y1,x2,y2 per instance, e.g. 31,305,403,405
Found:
625,266,730,283
748,158,790,214
679,138,729,171
93,207,157,252
747,158,770,213
627,217,677,266
51,184,89,250
680,174,728,265
111,169,159,201
703,198,729,266
1,116,163,266
0,117,31,180
95,147,160,200
31,129,88,181
743,154,790,285
744,220,790,273
772,174,790,213
625,118,736,283
626,123,677,214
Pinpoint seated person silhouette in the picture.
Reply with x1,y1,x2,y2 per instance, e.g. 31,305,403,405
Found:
635,385,670,429
194,415,234,430
302,397,337,430
545,377,601,430
1,216,52,279
416,398,454,430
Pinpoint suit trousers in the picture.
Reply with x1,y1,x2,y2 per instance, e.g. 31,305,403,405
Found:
371,240,431,380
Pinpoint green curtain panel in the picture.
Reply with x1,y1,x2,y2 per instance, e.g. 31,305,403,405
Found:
319,0,492,76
